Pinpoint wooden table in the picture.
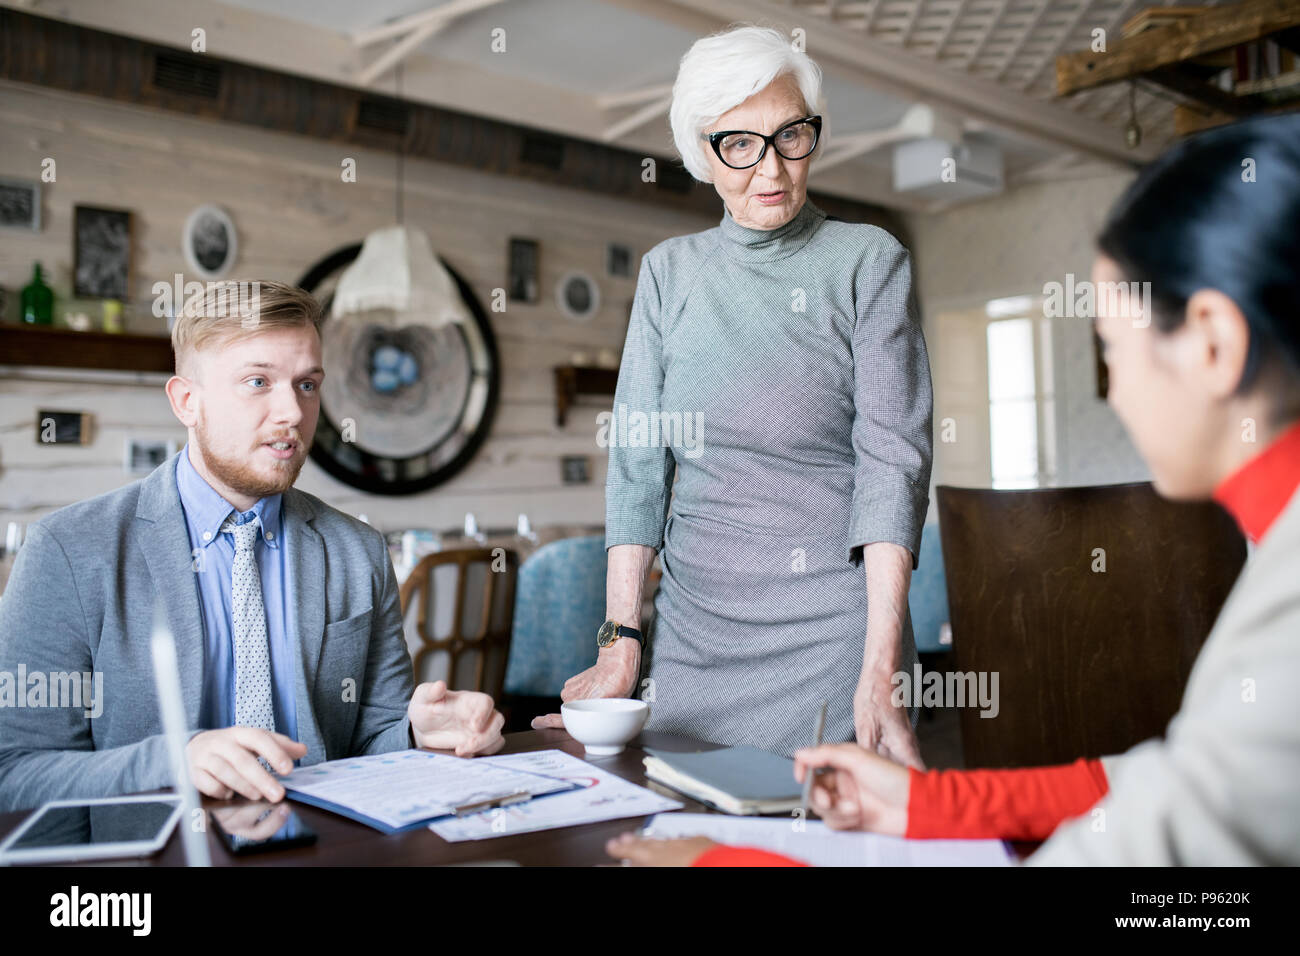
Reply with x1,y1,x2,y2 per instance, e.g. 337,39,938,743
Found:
0,729,726,867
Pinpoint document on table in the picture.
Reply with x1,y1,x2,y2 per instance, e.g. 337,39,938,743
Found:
642,813,1014,866
279,749,578,832
429,749,683,842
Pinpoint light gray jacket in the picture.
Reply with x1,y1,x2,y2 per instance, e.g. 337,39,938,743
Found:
1029,489,1300,865
0,453,415,812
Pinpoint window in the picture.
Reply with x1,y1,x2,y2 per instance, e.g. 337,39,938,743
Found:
985,301,1056,489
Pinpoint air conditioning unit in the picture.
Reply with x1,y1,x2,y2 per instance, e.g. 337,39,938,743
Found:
893,136,1004,202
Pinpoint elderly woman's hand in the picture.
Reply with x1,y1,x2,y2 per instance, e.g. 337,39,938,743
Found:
794,742,911,835
531,641,641,730
854,672,925,769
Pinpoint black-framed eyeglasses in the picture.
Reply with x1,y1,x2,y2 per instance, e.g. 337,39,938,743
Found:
702,115,822,169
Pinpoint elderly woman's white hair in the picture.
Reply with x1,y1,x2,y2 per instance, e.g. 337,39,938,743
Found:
670,23,827,183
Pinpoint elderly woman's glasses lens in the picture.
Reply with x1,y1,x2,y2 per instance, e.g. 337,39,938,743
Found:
704,116,822,170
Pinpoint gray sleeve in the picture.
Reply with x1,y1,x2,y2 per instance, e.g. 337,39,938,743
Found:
604,251,676,551
0,523,174,813
846,237,933,568
350,533,416,756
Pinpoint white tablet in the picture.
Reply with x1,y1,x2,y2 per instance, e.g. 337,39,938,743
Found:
0,794,183,865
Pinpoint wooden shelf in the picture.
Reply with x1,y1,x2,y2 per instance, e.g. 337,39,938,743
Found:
0,323,174,373
553,365,618,427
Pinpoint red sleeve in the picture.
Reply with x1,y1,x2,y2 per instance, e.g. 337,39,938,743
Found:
691,845,811,867
905,758,1109,841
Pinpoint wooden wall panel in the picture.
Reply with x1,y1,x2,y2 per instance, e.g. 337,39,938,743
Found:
0,81,706,533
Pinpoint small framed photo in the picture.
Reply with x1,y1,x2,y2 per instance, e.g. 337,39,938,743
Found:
125,438,179,474
606,242,632,278
182,205,238,280
555,271,600,322
508,237,539,303
73,204,132,299
561,455,590,485
0,178,40,231
36,410,94,446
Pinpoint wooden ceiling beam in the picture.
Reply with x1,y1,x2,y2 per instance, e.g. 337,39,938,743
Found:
1056,0,1300,95
1146,64,1256,115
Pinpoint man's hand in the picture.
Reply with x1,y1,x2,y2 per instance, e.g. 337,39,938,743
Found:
531,639,640,730
209,801,296,841
409,680,505,756
185,727,307,802
794,742,911,835
853,668,925,769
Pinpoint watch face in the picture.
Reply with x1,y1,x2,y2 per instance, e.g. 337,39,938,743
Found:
596,621,618,646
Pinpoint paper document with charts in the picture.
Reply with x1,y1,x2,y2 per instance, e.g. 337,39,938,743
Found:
279,749,578,832
429,749,683,842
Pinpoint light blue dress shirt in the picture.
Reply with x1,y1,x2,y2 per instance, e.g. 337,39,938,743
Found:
176,445,298,740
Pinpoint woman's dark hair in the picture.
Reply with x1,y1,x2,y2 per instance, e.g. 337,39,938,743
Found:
1097,112,1300,394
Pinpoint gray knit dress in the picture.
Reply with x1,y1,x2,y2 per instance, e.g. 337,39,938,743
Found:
605,198,933,757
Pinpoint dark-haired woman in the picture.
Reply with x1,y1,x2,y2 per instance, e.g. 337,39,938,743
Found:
607,112,1300,866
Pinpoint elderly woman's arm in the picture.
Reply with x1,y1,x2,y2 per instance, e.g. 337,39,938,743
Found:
532,253,671,729
857,541,921,766
848,234,934,768
531,545,651,728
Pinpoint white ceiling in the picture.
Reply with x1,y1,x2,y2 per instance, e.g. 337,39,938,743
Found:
217,0,922,131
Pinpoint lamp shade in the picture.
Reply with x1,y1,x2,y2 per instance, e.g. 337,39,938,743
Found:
330,225,467,327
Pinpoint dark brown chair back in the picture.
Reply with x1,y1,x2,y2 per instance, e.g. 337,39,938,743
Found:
398,547,518,700
936,482,1245,768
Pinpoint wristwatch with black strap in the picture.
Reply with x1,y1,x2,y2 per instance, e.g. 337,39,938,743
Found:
596,619,643,649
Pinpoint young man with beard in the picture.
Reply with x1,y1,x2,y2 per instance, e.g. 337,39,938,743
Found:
0,281,504,813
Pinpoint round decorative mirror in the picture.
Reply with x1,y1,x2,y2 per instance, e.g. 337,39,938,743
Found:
296,243,500,495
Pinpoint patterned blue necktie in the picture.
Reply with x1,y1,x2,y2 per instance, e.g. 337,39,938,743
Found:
220,513,276,736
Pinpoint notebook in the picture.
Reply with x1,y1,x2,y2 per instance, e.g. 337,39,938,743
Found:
642,745,801,815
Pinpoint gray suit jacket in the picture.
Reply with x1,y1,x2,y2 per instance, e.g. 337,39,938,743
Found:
0,452,415,812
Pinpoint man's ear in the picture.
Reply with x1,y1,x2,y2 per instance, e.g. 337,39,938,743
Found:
1184,288,1251,399
165,373,199,428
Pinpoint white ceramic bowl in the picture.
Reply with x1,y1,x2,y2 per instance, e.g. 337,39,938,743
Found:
560,698,649,756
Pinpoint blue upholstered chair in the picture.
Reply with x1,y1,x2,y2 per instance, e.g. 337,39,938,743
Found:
504,535,606,697
908,521,951,655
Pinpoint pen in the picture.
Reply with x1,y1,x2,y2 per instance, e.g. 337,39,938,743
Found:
799,700,827,820
452,791,532,817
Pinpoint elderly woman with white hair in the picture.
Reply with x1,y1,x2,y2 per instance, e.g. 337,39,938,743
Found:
534,24,933,762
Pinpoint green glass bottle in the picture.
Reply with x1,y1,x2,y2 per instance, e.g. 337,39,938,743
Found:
21,263,53,325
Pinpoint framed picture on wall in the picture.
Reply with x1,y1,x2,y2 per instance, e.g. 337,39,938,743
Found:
556,271,600,321
606,242,632,277
182,204,238,279
73,204,132,299
561,455,591,485
508,237,539,303
0,178,40,231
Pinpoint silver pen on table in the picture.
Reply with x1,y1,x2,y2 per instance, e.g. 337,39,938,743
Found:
799,700,828,819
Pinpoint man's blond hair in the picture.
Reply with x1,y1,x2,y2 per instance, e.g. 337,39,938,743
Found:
171,279,321,375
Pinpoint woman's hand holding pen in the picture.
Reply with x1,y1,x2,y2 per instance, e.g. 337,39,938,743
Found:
793,743,911,836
